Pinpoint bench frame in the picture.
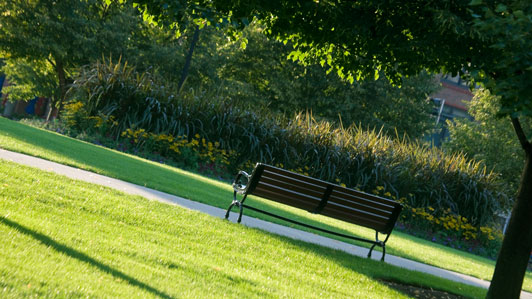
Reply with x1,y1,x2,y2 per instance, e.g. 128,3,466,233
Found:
225,163,403,261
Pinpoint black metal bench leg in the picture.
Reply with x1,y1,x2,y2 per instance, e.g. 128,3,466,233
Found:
237,194,247,223
368,243,377,258
225,202,236,220
237,204,244,223
368,231,380,259
380,232,392,261
368,231,388,261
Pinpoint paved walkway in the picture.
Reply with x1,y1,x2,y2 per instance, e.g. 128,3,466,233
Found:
1,148,530,298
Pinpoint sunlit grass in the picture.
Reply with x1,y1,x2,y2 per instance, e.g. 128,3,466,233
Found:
0,116,530,292
0,160,485,298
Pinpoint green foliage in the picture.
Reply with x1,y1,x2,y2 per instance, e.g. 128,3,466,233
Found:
444,89,530,200
468,2,532,119
133,0,486,83
394,198,503,258
0,0,141,112
0,58,57,102
67,57,178,136
196,25,439,139
122,19,188,83
65,61,507,228
120,128,233,175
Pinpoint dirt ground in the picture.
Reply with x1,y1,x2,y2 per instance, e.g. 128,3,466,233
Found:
380,280,465,299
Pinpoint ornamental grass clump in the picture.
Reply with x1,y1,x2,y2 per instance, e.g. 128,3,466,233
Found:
273,114,507,228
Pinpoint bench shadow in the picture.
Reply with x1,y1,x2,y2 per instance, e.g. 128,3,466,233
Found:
0,216,172,299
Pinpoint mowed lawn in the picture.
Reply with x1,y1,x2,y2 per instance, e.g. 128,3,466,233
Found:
0,160,486,298
0,117,530,293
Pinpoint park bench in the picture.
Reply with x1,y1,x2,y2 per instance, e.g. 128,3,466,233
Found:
225,163,403,261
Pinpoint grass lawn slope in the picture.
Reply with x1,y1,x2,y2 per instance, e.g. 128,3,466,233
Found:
0,116,530,292
0,160,485,298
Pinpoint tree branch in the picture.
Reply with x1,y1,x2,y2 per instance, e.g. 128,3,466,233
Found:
46,57,56,69
511,116,531,154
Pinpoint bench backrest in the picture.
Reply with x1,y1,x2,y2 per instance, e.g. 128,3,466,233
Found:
245,163,402,234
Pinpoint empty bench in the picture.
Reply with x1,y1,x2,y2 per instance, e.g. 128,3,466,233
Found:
225,163,403,261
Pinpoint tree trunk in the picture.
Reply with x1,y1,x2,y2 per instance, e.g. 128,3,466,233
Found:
177,26,200,93
54,59,67,120
45,100,55,121
487,119,532,298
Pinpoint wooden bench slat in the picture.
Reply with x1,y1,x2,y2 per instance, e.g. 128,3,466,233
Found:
331,190,396,211
253,185,319,211
328,194,395,218
323,201,389,224
333,187,398,207
259,174,327,198
255,181,323,203
320,208,388,232
262,165,330,188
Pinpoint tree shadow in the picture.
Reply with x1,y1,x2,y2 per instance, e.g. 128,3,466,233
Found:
246,225,486,298
0,216,172,298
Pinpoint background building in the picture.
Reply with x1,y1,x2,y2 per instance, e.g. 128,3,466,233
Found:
429,74,474,146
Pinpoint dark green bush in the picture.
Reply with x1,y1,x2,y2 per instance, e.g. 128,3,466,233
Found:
67,57,178,137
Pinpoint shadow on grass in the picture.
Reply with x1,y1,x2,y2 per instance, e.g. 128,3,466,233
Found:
0,216,172,299
243,224,486,299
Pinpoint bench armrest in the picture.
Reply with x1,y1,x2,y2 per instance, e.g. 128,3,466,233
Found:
232,171,251,194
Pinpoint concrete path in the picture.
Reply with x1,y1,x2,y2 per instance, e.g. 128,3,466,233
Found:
1,148,530,298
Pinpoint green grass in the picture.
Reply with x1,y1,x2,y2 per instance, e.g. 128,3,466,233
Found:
0,116,530,292
0,160,485,298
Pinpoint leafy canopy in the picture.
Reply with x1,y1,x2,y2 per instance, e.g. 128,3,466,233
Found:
132,1,484,82
132,0,531,120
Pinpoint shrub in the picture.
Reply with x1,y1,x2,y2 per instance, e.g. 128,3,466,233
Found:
120,128,233,175
67,57,177,138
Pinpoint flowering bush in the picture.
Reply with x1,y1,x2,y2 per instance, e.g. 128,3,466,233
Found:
120,128,234,176
371,187,504,258
62,101,118,137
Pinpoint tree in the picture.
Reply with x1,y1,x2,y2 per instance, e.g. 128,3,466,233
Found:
1,58,58,107
133,0,531,297
0,0,137,119
206,24,439,138
444,89,530,199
